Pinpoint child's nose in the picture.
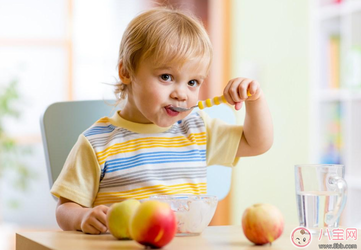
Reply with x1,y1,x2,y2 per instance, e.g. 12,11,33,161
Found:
170,87,187,102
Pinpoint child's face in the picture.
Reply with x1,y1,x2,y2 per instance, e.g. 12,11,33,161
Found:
121,57,208,127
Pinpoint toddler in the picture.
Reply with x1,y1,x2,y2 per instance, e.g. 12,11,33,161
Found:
51,7,273,234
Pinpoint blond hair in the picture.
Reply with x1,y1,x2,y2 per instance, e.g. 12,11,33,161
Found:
115,7,213,102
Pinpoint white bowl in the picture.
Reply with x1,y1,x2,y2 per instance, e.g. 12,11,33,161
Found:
148,194,218,236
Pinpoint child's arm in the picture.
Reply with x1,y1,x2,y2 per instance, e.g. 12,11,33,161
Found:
223,77,273,157
56,197,109,234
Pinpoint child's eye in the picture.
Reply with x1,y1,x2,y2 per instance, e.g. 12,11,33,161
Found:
188,80,199,87
160,74,172,82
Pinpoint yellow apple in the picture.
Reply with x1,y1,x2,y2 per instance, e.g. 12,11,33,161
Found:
106,199,141,239
242,203,284,245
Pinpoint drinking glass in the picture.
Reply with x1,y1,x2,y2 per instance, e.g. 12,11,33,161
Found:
295,164,347,234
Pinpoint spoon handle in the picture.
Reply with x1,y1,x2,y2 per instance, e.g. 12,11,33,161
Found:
198,90,252,110
198,95,227,110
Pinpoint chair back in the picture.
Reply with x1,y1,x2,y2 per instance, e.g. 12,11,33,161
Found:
40,100,235,200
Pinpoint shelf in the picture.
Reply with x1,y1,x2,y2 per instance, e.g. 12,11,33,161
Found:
311,0,361,228
318,1,361,21
318,3,342,20
341,0,361,15
316,88,361,101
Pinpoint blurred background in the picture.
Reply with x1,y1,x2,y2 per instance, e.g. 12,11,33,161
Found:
1,0,361,249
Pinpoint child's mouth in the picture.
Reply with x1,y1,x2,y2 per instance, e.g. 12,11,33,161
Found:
165,106,180,117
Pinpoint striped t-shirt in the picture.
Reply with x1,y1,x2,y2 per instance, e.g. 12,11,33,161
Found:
51,110,242,208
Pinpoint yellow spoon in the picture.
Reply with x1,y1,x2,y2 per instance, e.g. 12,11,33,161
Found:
170,90,252,112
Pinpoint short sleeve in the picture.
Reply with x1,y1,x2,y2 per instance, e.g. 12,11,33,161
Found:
198,110,243,167
50,134,101,207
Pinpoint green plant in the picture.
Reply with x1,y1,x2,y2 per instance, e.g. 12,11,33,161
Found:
0,79,35,197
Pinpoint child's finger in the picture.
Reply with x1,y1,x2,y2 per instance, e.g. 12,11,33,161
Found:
96,209,108,229
229,79,243,103
248,81,259,96
91,218,108,233
223,79,236,105
238,78,252,100
83,223,101,235
235,101,243,110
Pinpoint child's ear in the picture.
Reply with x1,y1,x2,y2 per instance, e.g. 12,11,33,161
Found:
118,60,131,84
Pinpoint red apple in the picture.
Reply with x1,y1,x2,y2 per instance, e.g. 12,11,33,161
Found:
130,200,177,249
242,203,284,245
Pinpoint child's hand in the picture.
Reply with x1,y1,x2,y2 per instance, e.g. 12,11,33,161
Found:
80,205,109,234
223,77,262,110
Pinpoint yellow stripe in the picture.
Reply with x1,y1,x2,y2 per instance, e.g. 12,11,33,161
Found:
94,190,207,206
98,183,207,197
98,133,206,155
95,183,207,198
97,140,206,163
96,133,206,164
96,117,110,123
96,189,207,202
97,141,206,164
95,188,207,203
93,183,207,206
99,137,206,155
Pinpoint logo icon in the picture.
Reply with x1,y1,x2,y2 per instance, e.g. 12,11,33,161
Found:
290,227,312,248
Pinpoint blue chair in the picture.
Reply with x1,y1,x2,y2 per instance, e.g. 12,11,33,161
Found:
40,100,236,201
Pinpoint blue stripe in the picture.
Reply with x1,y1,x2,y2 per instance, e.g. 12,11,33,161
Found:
102,158,206,176
84,125,116,137
104,151,206,171
101,150,206,175
106,155,206,171
105,150,205,166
